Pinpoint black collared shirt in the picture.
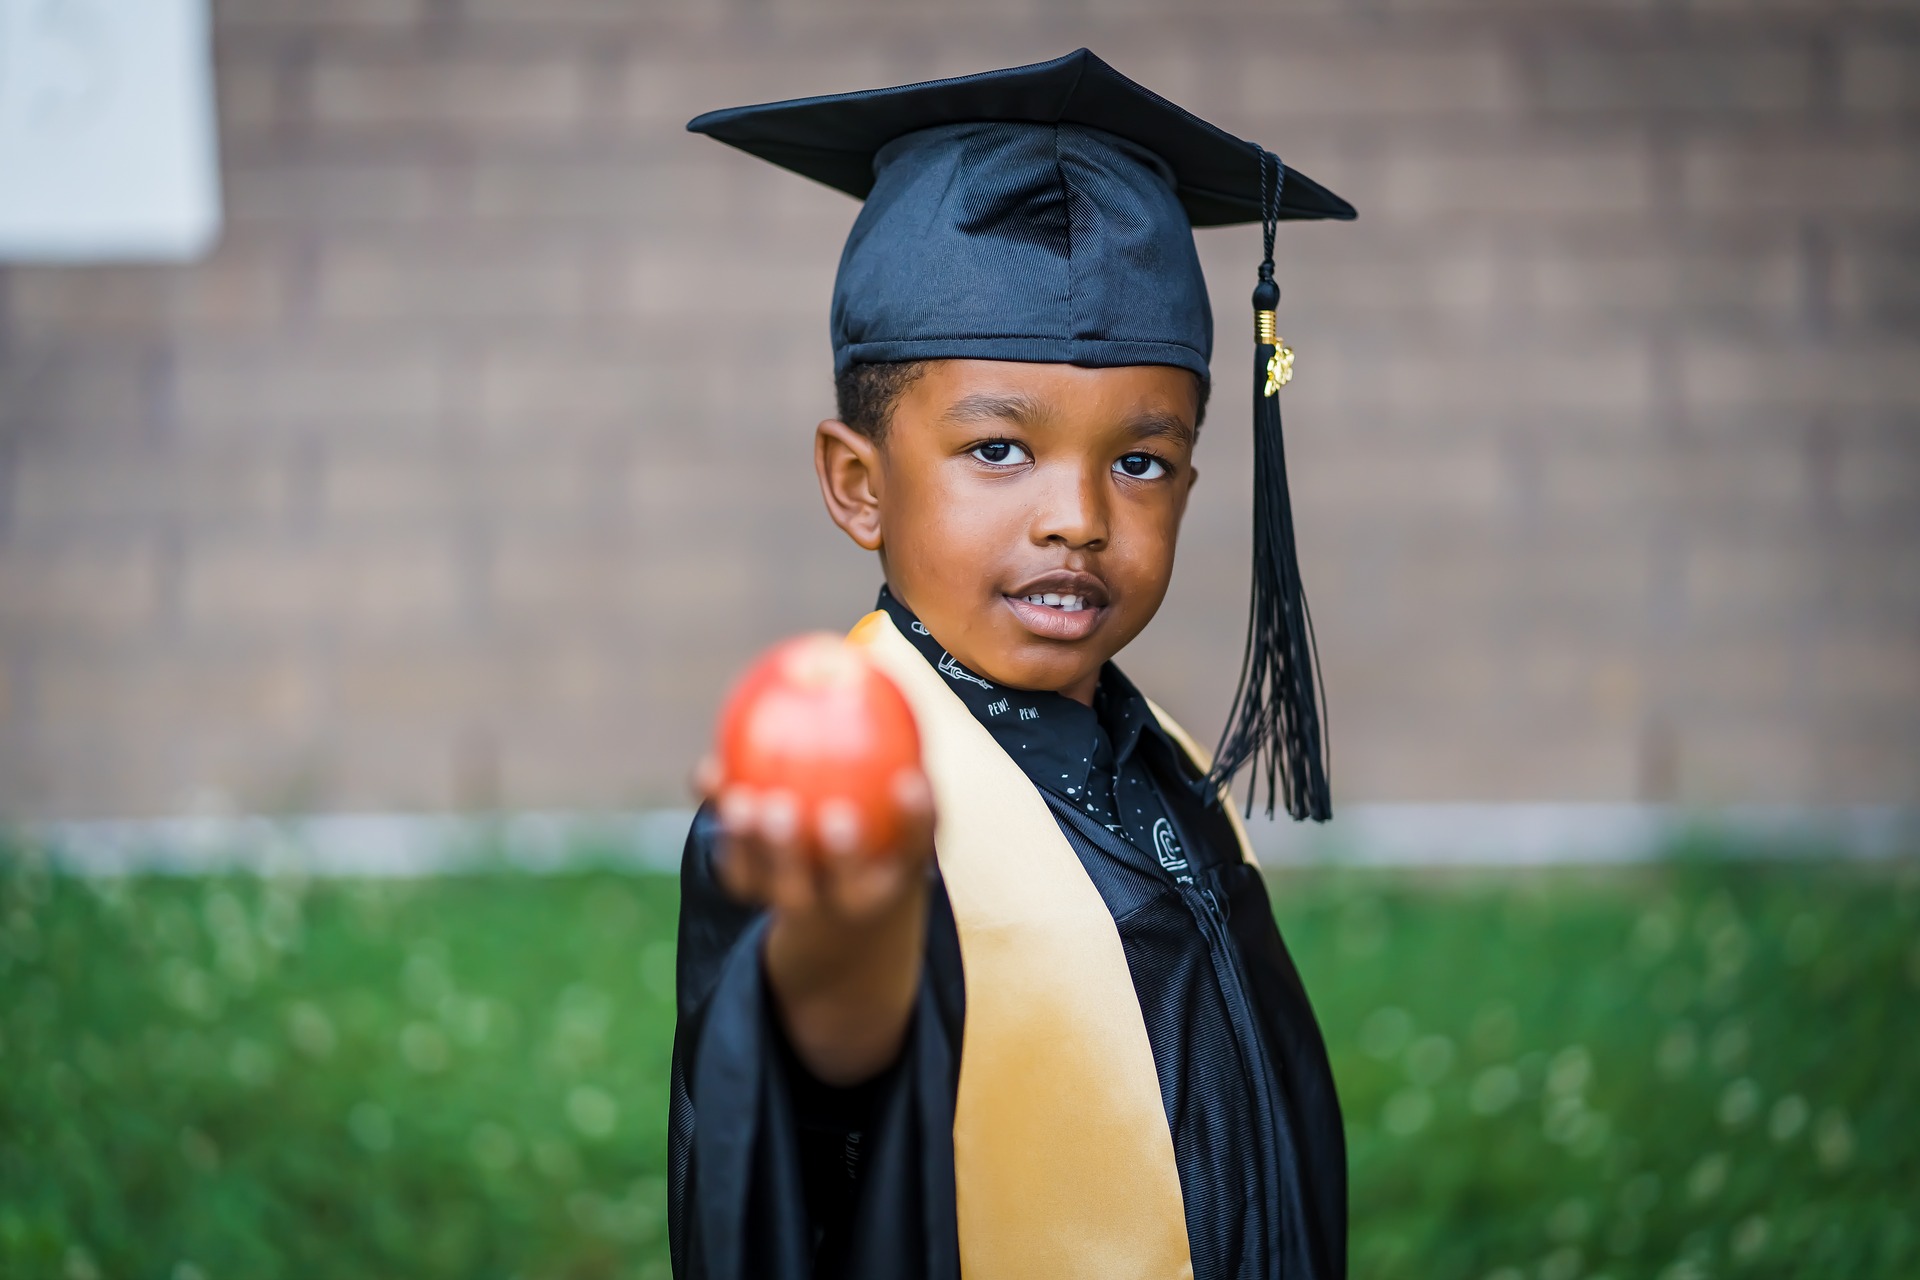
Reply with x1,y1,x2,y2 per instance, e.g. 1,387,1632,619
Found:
877,586,1197,882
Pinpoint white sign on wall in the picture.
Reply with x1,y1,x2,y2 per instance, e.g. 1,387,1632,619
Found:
0,0,221,261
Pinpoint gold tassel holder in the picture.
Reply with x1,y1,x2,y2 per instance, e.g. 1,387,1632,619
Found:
1256,309,1293,396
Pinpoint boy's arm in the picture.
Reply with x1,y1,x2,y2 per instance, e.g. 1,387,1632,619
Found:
701,760,935,1086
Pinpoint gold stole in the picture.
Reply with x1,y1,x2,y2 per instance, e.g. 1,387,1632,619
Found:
848,610,1256,1279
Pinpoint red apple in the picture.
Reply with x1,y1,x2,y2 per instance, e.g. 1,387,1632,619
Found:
714,633,922,859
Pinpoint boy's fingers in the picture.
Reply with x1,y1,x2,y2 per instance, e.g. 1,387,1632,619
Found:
712,787,763,898
711,836,739,894
893,767,933,817
814,805,872,915
894,768,938,863
712,834,762,900
720,781,932,916
816,799,862,861
692,754,723,798
811,772,934,916
738,788,807,911
759,790,801,846
762,839,818,914
718,785,759,835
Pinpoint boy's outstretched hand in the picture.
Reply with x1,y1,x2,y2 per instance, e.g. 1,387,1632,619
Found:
696,756,937,1087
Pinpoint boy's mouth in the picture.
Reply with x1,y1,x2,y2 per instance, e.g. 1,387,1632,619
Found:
1001,572,1109,642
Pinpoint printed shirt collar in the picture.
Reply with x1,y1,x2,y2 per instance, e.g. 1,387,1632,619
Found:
876,586,1173,793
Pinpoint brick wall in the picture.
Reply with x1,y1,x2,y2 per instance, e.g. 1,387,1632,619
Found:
2,0,1916,820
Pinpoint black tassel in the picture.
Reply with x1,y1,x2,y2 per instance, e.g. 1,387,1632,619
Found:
1203,150,1332,822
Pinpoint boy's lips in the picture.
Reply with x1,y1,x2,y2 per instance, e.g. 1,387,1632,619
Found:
1001,571,1109,642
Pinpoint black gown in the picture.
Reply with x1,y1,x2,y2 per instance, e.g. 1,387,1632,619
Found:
668,591,1347,1279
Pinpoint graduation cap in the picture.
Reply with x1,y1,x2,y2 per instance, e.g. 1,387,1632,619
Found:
688,48,1353,822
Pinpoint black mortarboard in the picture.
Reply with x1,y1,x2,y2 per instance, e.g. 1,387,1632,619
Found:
688,48,1353,821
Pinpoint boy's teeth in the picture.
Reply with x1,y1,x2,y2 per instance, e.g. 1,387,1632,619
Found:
1023,592,1086,611
1042,593,1062,606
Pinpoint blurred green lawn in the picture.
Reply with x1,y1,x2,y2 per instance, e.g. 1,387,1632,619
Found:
3,839,1915,1280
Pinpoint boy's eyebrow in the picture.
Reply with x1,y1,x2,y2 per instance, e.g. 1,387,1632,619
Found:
938,392,1050,427
1121,409,1198,447
939,394,1197,445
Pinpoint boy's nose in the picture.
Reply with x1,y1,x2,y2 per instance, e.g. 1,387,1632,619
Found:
1031,464,1110,550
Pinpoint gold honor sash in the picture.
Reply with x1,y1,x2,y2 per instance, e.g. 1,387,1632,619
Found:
850,610,1255,1279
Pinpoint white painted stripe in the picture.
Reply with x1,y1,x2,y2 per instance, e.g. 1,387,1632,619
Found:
1241,803,1918,867
14,804,1914,876
22,810,698,877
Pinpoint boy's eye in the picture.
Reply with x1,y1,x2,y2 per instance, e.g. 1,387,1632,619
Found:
1114,453,1168,480
971,441,1031,466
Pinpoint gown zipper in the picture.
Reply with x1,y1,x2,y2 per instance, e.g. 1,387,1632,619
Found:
1173,878,1294,1276
1046,795,1307,1278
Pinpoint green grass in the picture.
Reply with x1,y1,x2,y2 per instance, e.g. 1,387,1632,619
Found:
2,842,1916,1280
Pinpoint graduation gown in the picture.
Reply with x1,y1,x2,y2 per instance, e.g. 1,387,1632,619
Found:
667,603,1346,1279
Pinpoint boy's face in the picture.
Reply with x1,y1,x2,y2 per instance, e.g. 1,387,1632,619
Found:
816,359,1201,704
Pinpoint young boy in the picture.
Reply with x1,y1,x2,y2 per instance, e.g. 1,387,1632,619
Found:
669,50,1352,1280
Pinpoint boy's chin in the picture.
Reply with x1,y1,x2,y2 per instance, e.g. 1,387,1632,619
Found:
973,629,1115,697
982,658,1106,698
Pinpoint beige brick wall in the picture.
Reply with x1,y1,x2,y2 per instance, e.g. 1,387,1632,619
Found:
2,0,1916,819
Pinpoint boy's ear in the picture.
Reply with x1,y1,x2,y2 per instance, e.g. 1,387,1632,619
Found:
814,419,885,551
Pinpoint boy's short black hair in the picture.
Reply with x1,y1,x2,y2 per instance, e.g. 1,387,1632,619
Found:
834,361,932,443
834,360,1211,444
